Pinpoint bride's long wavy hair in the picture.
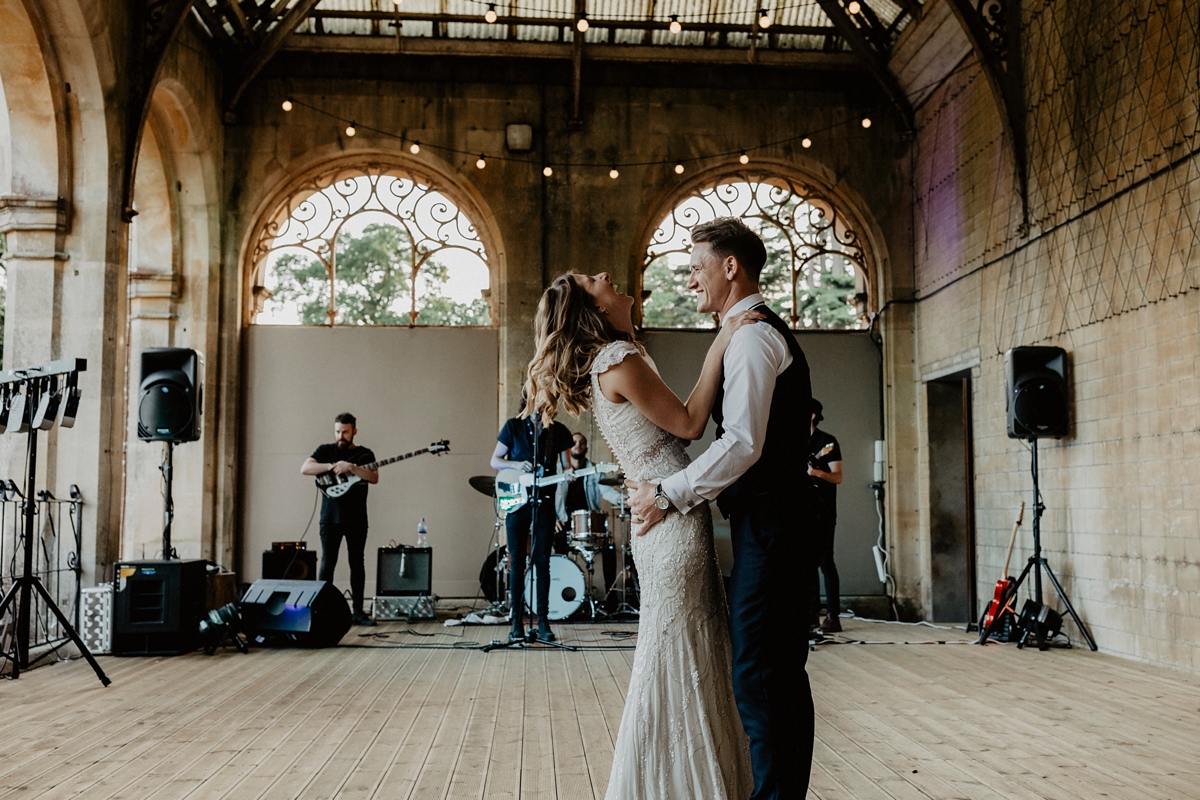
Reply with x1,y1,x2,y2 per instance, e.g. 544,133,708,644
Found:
523,272,642,425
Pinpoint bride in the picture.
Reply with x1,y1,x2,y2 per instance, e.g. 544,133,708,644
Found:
523,271,760,799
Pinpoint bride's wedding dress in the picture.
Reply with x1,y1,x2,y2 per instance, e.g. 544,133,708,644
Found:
592,341,751,800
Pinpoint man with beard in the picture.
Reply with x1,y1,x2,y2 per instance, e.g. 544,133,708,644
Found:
301,412,379,626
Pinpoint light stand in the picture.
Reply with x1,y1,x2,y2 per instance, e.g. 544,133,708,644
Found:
980,438,1097,651
483,416,575,653
0,359,110,685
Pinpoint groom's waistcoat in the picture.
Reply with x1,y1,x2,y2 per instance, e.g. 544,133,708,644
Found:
712,304,814,515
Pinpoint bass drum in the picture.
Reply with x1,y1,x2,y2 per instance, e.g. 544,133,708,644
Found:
479,546,507,603
525,554,587,620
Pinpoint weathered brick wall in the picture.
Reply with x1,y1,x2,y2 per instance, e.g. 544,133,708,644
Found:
909,0,1200,669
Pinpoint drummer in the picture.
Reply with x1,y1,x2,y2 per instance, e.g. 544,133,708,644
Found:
556,433,624,598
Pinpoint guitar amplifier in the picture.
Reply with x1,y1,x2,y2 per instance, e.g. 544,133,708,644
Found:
263,542,318,580
376,546,432,597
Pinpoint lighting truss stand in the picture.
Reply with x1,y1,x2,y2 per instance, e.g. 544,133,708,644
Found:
483,418,575,654
0,360,110,685
980,438,1097,652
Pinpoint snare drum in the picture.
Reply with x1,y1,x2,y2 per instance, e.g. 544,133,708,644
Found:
571,509,608,540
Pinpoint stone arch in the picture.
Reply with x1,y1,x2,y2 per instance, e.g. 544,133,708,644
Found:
240,148,505,328
632,158,890,328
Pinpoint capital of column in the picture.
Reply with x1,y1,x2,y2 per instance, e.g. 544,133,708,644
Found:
0,195,69,262
129,271,181,320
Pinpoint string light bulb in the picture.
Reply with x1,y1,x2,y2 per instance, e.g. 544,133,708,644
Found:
392,0,401,5
801,137,812,148
609,167,619,179
674,162,685,175
758,9,772,28
739,151,750,164
861,117,872,128
345,122,357,137
281,98,293,112
484,3,497,23
409,141,420,154
847,1,860,12
476,154,487,169
576,14,589,32
669,14,681,34
543,165,553,177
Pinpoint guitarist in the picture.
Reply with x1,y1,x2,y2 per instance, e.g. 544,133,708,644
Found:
807,400,844,635
490,409,573,643
301,412,379,627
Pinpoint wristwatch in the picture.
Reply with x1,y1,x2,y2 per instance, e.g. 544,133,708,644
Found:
654,484,672,511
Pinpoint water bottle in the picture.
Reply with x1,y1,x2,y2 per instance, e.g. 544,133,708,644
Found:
416,517,428,549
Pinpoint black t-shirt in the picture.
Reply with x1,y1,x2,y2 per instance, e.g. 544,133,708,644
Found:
498,417,573,497
311,442,376,526
809,428,842,520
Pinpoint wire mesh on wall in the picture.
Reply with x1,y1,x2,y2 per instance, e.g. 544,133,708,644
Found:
248,163,493,327
642,175,869,330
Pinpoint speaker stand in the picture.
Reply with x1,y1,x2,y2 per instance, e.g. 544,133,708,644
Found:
160,441,177,560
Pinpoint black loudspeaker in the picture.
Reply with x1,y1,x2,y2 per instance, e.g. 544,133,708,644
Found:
138,348,202,442
262,542,318,580
376,546,433,597
1006,346,1070,439
239,579,351,647
111,559,208,655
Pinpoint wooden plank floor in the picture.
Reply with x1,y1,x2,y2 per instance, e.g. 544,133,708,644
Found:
1,617,1198,799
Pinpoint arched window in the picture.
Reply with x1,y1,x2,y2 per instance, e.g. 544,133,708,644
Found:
642,175,870,329
248,164,492,326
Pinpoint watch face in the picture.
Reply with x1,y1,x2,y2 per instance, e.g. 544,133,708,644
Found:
655,495,670,510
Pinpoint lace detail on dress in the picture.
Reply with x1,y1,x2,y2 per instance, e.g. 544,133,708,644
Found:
591,340,752,800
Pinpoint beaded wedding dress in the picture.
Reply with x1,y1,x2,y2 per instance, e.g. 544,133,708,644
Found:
592,341,751,800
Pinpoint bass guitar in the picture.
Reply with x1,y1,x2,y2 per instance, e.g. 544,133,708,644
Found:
495,462,620,518
316,440,449,498
980,501,1024,641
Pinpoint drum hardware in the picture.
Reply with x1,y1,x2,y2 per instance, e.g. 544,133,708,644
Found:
470,475,509,617
604,495,640,618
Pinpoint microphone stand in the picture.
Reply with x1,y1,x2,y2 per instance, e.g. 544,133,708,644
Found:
483,415,575,653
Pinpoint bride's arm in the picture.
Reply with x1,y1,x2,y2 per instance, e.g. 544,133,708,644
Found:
597,310,763,441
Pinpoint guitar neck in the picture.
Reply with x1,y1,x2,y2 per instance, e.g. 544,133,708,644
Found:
368,449,429,470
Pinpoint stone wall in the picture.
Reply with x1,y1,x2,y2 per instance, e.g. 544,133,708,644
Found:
904,0,1200,669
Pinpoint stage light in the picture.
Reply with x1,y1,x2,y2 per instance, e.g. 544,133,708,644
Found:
345,122,357,137
848,1,861,13
281,98,293,112
409,141,420,154
609,167,619,179
576,15,589,32
669,14,681,34
739,151,749,164
861,117,872,128
476,155,487,169
543,165,553,177
801,137,812,148
674,162,685,175
758,9,772,28
484,3,497,23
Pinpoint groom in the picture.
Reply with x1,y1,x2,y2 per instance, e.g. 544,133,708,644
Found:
628,216,820,799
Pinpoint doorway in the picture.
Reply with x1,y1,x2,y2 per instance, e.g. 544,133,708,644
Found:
927,372,976,623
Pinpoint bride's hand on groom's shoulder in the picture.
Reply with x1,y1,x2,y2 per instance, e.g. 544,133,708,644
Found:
716,309,766,343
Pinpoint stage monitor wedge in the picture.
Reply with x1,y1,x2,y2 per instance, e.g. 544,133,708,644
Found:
138,348,203,443
240,579,351,648
1006,346,1070,439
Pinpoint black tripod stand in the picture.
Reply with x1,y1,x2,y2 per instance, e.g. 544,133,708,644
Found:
483,417,575,654
0,361,110,685
981,438,1097,652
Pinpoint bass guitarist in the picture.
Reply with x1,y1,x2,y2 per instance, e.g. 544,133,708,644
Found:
301,412,379,626
490,408,573,643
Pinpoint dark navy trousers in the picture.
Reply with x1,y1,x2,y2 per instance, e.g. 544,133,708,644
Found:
505,499,555,625
728,495,819,800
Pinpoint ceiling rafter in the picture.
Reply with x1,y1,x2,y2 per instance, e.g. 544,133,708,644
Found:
813,0,914,133
225,0,323,115
945,0,1028,230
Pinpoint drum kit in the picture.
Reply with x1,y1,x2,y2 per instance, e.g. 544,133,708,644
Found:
468,472,640,622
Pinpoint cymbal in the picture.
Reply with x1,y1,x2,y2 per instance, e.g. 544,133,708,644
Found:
468,475,496,497
599,473,626,486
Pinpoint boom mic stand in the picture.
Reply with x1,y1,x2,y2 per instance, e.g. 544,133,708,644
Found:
0,359,110,685
483,415,575,654
981,438,1097,652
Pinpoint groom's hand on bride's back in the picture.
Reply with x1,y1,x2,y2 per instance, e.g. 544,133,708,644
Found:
625,479,666,535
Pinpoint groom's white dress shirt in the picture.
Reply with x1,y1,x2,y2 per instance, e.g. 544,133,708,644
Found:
660,292,793,514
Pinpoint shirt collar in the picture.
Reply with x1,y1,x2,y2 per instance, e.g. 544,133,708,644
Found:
726,292,765,319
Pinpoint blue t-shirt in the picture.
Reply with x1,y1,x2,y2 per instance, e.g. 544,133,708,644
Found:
498,417,573,496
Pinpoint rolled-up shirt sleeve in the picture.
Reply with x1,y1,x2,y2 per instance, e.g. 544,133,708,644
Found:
660,322,789,513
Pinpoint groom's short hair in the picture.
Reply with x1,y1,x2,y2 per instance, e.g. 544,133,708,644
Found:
691,217,767,282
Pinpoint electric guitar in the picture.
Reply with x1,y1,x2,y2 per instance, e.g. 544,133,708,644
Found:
495,462,620,518
316,440,449,498
981,502,1025,638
